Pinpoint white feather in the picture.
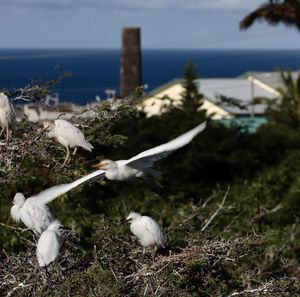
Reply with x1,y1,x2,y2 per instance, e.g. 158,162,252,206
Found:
36,220,61,267
0,93,16,135
96,121,207,180
11,169,105,234
44,119,93,165
125,121,207,167
31,169,105,205
51,119,93,151
127,212,165,248
10,205,21,222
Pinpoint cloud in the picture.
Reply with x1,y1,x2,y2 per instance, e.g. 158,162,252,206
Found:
0,0,265,12
184,0,265,10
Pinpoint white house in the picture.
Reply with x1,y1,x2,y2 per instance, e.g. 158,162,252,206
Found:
142,77,278,119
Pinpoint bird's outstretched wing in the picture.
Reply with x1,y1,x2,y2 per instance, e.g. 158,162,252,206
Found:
124,121,207,168
31,169,105,205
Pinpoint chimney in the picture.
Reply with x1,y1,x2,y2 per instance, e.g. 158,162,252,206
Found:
120,27,142,97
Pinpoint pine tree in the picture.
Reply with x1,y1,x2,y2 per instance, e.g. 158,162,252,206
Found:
181,60,204,113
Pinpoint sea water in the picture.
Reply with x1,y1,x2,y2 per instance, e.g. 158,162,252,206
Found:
0,49,299,105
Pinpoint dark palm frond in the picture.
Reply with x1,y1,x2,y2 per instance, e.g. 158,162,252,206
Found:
276,69,300,114
215,94,248,110
240,2,300,30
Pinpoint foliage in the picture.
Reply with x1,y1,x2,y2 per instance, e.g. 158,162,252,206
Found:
267,70,300,128
7,69,71,103
240,0,300,31
180,60,204,114
1,66,300,295
1,216,299,297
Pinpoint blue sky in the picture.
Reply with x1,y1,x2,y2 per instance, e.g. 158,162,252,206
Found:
1,0,300,49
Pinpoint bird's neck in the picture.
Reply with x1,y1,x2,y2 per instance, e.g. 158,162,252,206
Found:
10,205,21,222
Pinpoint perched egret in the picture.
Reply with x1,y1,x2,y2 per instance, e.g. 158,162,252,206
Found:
0,92,16,142
92,121,207,180
43,119,93,166
126,212,165,252
10,168,105,234
36,220,61,267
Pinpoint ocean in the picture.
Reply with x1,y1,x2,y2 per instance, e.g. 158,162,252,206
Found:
0,49,300,105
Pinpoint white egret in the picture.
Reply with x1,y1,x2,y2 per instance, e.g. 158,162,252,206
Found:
126,212,165,252
92,121,207,180
10,168,105,234
0,92,16,142
43,119,93,166
36,220,61,267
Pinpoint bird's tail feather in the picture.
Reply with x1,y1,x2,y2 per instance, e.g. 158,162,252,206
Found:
81,141,93,152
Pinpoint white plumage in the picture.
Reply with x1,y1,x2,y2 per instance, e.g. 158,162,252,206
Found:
43,119,93,166
127,212,165,249
10,192,53,235
36,220,61,267
92,121,207,180
10,169,105,234
0,92,16,142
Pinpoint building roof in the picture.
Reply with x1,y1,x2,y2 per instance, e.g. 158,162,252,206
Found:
242,71,300,94
198,78,276,115
144,78,277,117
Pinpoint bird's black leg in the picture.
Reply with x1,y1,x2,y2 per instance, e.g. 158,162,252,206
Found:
40,266,50,284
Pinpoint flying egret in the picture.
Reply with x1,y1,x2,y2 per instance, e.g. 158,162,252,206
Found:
126,212,165,253
0,92,16,142
92,121,207,180
43,119,93,166
10,168,105,234
36,220,61,267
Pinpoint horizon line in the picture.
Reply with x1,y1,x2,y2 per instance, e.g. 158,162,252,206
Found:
0,47,299,51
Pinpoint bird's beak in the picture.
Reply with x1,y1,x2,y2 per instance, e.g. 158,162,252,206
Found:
91,161,104,169
40,124,51,133
119,219,130,226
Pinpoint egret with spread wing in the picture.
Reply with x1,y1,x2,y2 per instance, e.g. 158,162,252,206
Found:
10,169,105,234
92,121,207,180
126,212,165,253
36,220,61,267
43,119,93,166
0,92,16,142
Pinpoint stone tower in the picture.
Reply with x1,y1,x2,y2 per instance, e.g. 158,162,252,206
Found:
120,27,142,97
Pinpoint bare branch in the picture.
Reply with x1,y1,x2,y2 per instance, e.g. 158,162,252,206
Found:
201,186,230,232
228,279,276,296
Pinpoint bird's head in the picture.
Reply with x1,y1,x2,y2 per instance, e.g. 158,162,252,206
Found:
41,120,54,132
0,92,9,107
41,120,55,137
13,192,26,207
0,92,8,99
126,212,141,223
91,159,114,170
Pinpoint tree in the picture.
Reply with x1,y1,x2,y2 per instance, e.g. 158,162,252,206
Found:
240,0,300,31
180,60,204,113
267,70,300,127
